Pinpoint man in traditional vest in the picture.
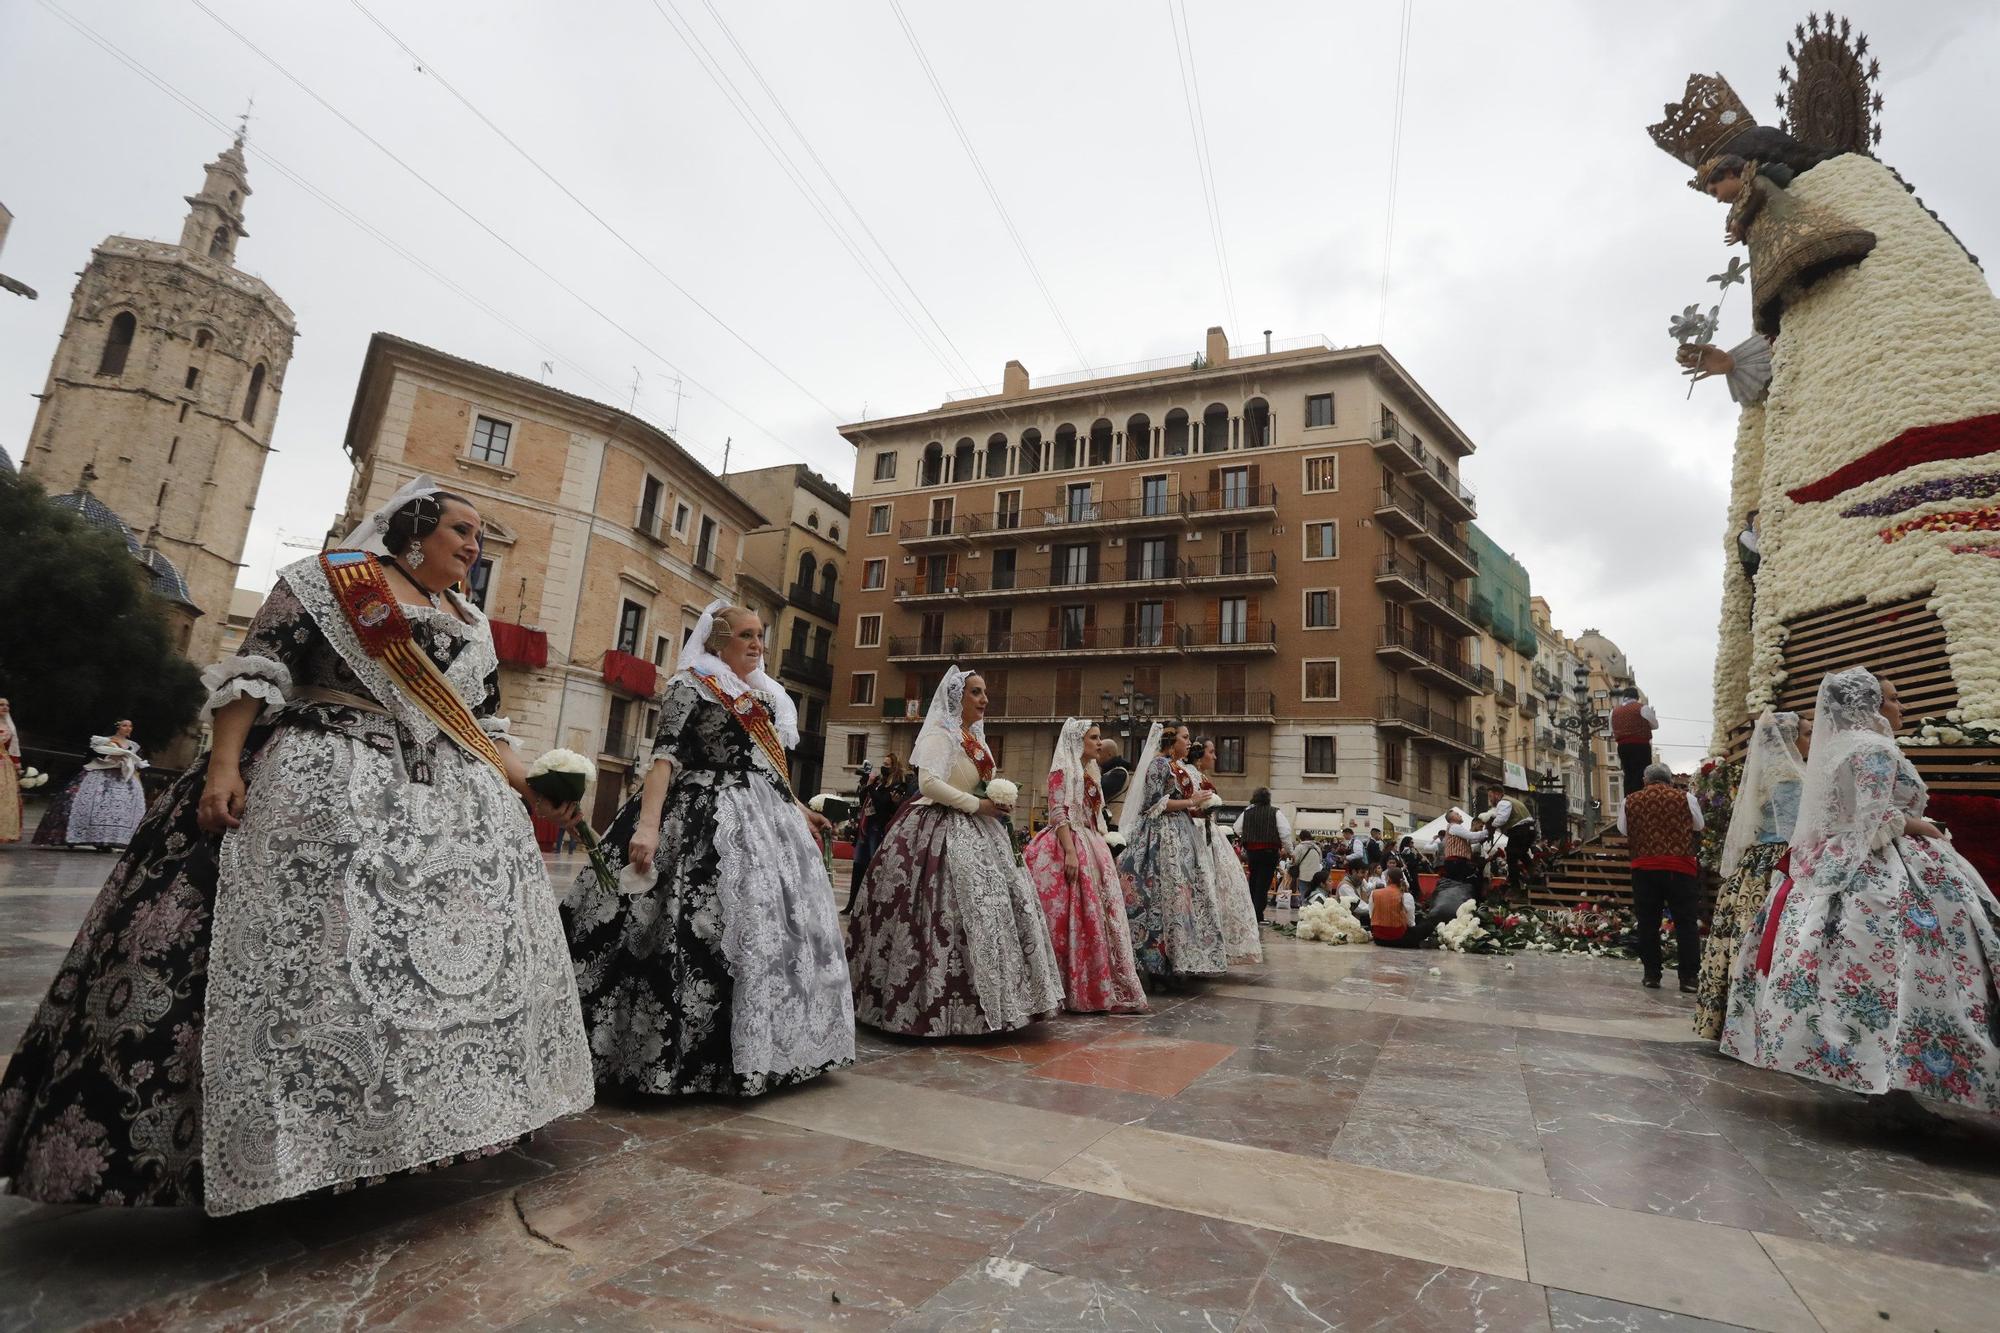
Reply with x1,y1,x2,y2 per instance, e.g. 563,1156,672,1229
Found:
1232,788,1292,918
1610,688,1659,802
1436,807,1486,887
1617,762,1705,991
1369,863,1418,947
1481,784,1539,897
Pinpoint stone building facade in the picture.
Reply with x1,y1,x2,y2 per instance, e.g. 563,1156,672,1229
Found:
338,334,765,826
828,327,1484,833
20,134,296,669
728,464,850,798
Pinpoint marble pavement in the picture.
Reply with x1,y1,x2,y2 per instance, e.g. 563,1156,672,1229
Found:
2,846,1998,1330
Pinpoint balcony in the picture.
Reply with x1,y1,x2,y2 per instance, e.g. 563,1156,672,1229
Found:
894,552,1277,605
1170,690,1279,723
1376,695,1484,755
1410,456,1478,520
898,512,987,547
1026,493,1188,536
787,582,841,624
1180,619,1280,654
1472,665,1496,693
1410,518,1479,578
894,571,981,601
1176,549,1279,588
1373,482,1429,537
1182,483,1280,524
1372,415,1427,474
778,648,832,689
1372,554,1477,636
1499,680,1518,707
1376,624,1481,696
887,619,1276,663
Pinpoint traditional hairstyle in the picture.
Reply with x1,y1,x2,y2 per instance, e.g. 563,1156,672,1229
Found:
381,489,473,556
701,605,761,654
1187,740,1208,762
1156,723,1184,753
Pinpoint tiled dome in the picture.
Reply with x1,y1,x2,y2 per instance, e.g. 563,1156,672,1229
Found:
49,488,143,554
138,543,197,608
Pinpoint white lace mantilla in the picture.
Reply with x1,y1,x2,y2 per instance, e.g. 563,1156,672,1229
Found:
711,782,855,1077
198,579,589,1215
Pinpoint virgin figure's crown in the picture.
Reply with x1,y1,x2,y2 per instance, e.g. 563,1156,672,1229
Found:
1648,73,1759,166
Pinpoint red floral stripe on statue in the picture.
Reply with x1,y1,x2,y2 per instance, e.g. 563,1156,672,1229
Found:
1787,412,2000,505
1877,504,2000,544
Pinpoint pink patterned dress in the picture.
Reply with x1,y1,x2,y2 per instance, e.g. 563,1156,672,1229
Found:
1024,770,1148,1014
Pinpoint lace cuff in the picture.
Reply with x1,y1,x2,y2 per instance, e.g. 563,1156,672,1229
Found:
1725,335,1773,405
200,655,294,724
478,714,522,751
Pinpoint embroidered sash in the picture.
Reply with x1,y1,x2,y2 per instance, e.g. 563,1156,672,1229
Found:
319,551,507,778
960,731,995,782
694,672,795,797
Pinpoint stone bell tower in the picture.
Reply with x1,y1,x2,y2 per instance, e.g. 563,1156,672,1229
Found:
21,129,298,668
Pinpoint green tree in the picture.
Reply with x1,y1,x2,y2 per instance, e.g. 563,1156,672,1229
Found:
0,471,204,754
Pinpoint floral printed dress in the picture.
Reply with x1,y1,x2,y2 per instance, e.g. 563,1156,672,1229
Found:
1118,756,1228,979
65,738,148,847
1191,771,1263,965
0,561,593,1215
561,675,854,1096
1023,769,1148,1015
847,744,1064,1036
1721,751,2000,1110
1695,779,1800,1040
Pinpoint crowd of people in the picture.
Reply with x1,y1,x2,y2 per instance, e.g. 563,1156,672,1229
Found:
2,481,1992,1221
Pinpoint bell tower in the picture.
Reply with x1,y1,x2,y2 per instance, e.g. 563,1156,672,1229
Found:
21,129,298,669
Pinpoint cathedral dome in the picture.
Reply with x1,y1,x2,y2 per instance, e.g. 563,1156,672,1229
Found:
138,544,198,609
1572,629,1632,680
49,487,143,554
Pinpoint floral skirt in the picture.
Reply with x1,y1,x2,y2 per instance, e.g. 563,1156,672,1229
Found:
1023,824,1148,1015
0,723,593,1215
1118,814,1228,978
1694,842,1786,1040
1720,834,2000,1110
1203,824,1264,965
562,775,854,1097
66,769,147,846
847,802,1064,1036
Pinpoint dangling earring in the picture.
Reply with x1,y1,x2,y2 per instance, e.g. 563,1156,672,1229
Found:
404,542,426,570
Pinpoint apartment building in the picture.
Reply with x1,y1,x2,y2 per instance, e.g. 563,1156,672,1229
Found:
828,327,1484,831
338,333,763,826
730,464,851,798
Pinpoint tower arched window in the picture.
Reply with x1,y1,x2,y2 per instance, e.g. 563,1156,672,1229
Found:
820,564,838,599
807,511,821,530
241,363,267,424
98,311,137,377
209,226,231,260
796,551,817,590
194,329,214,350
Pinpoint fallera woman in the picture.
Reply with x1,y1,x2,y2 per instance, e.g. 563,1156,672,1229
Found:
1116,721,1227,986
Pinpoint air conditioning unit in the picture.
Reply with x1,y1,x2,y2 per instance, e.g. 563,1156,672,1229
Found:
1109,537,1124,547
1187,532,1203,542
902,555,915,565
1035,544,1050,553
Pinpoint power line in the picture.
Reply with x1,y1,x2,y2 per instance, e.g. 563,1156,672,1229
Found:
887,0,1091,370
693,0,985,391
1167,0,1239,336
640,0,982,393
37,0,630,411
1375,0,1415,342
191,0,776,470
343,0,854,445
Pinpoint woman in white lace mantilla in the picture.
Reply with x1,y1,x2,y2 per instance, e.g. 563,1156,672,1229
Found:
846,667,1064,1036
0,478,594,1215
1721,668,2000,1112
560,601,854,1096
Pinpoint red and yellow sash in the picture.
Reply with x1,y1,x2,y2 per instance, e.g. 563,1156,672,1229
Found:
695,673,794,797
320,551,507,778
961,731,995,782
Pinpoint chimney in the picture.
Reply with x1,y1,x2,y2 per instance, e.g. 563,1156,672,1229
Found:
1204,326,1229,366
1002,359,1030,397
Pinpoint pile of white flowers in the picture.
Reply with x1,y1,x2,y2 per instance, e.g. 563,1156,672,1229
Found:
1293,897,1369,945
1900,714,2000,747
1436,900,1489,952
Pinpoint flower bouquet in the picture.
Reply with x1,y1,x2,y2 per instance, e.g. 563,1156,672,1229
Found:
526,749,616,893
1437,900,1500,953
1293,896,1369,944
975,776,1020,813
18,766,48,791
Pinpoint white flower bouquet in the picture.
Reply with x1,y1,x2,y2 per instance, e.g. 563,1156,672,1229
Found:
526,749,615,893
982,777,1020,812
1294,897,1369,945
1437,900,1491,953
18,766,48,791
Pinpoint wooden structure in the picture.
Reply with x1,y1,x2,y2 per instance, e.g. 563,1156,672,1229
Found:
1538,594,1999,910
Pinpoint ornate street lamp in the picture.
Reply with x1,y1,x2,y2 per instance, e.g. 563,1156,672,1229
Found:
1547,665,1610,836
1101,674,1157,762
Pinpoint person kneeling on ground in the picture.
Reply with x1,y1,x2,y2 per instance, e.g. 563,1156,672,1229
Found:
1369,864,1420,947
1410,867,1479,948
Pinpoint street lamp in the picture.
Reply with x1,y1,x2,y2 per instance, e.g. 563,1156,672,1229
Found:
1101,674,1157,762
1547,665,1610,836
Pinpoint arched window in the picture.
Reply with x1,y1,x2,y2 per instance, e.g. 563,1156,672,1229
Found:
1126,413,1152,463
1053,424,1078,470
98,311,137,377
1015,431,1041,475
983,432,1008,479
951,437,976,483
241,363,266,424
209,226,230,260
1203,402,1230,453
1243,397,1272,448
820,564,838,599
1163,408,1190,457
828,522,841,541
796,551,817,590
1087,418,1114,466
920,441,944,486
807,511,821,530
194,329,214,350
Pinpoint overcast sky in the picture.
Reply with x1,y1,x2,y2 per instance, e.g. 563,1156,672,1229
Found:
4,0,1995,765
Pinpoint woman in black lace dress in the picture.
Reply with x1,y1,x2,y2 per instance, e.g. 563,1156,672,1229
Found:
562,602,854,1096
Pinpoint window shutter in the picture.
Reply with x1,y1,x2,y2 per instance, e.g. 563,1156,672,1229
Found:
1208,468,1221,495
1085,604,1098,633
1248,596,1262,631
1248,463,1262,493
1163,601,1177,634
1047,605,1060,634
